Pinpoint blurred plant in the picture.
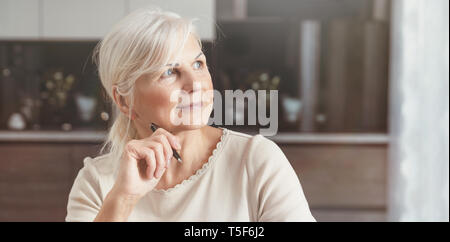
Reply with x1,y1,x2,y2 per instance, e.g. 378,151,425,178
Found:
246,71,281,91
245,71,281,105
40,69,76,109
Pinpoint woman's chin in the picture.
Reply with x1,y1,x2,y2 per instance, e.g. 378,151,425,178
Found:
178,123,207,129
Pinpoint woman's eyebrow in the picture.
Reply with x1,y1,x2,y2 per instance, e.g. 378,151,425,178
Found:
165,52,204,66
194,52,204,59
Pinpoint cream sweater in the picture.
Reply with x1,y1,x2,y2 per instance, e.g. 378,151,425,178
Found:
65,128,316,222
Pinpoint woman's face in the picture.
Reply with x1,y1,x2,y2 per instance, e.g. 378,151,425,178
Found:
132,34,214,133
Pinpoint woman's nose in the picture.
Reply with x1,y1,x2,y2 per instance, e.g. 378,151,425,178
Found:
180,69,202,93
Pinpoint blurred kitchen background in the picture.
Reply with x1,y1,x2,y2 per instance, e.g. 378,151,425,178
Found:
0,0,448,222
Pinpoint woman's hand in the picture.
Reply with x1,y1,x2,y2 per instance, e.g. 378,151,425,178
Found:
111,127,181,201
94,127,180,221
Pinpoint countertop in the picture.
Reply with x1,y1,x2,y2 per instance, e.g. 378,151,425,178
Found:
0,130,389,145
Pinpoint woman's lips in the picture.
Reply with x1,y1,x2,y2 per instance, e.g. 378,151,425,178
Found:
176,102,204,109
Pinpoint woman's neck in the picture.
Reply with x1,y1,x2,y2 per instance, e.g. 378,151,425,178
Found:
162,126,222,190
174,126,209,163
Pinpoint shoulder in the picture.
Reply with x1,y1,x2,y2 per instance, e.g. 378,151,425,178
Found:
224,128,271,143
223,129,287,166
223,128,297,186
77,152,116,185
82,153,114,173
69,153,116,200
66,153,113,221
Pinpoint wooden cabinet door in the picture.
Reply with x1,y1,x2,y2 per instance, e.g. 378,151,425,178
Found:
0,143,102,221
280,144,388,221
281,144,387,208
0,144,72,221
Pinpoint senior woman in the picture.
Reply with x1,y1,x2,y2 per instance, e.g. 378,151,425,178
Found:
65,8,315,222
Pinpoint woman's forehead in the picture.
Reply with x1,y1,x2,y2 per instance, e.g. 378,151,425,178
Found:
181,35,202,56
164,34,203,65
168,48,204,66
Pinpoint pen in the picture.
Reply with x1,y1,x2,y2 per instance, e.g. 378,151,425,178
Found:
150,123,183,163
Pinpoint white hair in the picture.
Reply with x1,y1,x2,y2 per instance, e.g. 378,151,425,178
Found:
93,7,200,167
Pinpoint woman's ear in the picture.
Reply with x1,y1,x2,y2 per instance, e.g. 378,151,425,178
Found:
112,85,136,120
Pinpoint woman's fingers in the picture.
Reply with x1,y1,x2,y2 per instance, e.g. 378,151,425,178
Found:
157,135,173,168
142,148,156,180
130,127,180,181
140,142,168,179
149,135,173,165
150,142,166,179
152,128,181,150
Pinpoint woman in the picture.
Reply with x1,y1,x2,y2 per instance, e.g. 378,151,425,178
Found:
66,8,315,222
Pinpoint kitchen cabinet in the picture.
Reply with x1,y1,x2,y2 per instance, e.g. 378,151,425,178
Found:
41,0,126,39
282,144,387,208
0,0,215,40
128,0,216,41
0,0,40,39
0,142,101,222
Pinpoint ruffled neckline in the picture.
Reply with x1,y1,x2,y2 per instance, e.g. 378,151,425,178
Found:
151,127,229,194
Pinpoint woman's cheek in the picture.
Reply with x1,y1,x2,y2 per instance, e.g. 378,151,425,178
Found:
137,88,171,119
202,77,214,104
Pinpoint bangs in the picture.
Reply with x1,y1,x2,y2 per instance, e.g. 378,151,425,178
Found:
128,12,194,83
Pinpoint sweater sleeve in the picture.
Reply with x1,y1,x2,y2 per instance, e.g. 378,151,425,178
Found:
246,135,316,222
65,157,103,222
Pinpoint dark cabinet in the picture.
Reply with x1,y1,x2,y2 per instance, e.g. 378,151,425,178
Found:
0,142,101,221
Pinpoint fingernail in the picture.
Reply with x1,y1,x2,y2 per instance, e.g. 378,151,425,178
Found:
175,140,181,150
167,158,171,167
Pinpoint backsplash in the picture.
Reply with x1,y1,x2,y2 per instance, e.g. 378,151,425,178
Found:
0,41,111,131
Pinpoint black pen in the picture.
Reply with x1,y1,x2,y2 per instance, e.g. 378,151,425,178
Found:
150,123,183,163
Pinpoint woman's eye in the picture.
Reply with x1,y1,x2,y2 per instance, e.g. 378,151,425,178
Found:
193,61,203,70
161,68,175,78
